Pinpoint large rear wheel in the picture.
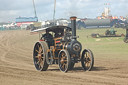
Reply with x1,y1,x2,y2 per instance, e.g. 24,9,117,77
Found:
33,41,49,71
81,49,94,71
58,50,71,72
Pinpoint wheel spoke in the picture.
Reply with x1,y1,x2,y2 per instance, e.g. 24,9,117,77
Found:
36,49,39,53
35,60,40,65
38,64,41,69
63,56,66,59
39,46,41,52
63,60,67,62
60,56,67,64
86,62,90,67
86,53,88,57
62,63,66,69
60,63,63,68
60,61,63,64
88,58,91,63
85,62,88,67
60,60,67,69
36,59,43,68
39,59,43,67
41,52,44,55
41,53,44,56
84,57,90,65
87,53,91,58
88,60,91,63
61,52,65,57
35,56,39,58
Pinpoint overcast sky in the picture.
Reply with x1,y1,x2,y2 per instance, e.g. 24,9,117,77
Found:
0,0,128,22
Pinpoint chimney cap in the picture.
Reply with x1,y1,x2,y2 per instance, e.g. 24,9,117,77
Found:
70,16,77,20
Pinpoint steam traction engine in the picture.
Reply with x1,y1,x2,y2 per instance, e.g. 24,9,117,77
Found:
32,17,94,72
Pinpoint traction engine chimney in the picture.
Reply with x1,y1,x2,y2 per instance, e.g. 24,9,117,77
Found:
70,16,77,39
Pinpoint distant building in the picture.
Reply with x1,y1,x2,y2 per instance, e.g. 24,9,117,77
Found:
56,19,69,26
15,17,38,29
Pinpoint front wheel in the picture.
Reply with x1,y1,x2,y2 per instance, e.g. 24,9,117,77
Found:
58,49,71,72
81,49,94,71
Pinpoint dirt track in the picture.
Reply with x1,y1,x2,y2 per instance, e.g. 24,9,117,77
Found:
0,30,128,85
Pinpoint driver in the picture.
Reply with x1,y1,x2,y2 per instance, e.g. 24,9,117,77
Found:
42,30,54,47
42,30,53,40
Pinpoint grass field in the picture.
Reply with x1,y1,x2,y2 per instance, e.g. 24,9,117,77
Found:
0,28,128,85
77,28,128,59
